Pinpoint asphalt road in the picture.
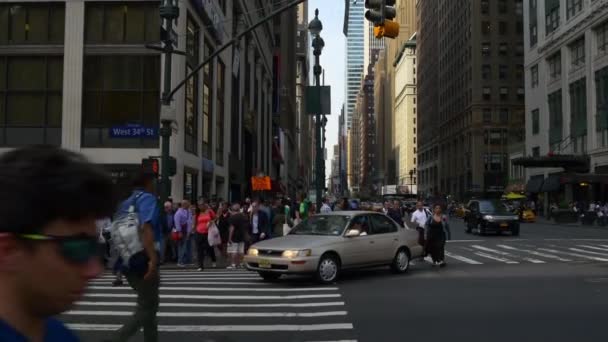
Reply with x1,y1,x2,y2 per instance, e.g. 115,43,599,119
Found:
64,217,608,342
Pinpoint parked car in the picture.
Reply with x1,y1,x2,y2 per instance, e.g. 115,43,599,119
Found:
244,211,424,283
464,199,520,236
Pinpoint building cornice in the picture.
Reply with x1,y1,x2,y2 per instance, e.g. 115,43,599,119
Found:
539,1,608,54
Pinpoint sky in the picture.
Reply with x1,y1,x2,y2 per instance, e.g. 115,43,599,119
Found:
307,0,346,181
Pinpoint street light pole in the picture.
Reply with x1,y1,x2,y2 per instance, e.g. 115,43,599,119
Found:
159,0,179,203
309,9,325,211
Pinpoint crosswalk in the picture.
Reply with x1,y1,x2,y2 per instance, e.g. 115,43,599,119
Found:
442,240,608,265
61,269,357,342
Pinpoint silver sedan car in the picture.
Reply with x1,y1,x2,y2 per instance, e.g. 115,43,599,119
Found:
244,211,424,283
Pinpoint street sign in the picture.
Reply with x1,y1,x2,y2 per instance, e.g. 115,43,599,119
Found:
305,86,331,115
110,124,158,138
251,176,271,191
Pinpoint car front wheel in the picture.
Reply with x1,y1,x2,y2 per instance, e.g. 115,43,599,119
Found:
316,254,340,284
391,248,410,273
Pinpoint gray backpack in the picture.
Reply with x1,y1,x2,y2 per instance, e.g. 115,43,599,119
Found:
110,192,145,266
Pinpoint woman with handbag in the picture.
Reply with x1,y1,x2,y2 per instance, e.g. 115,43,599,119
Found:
194,199,217,271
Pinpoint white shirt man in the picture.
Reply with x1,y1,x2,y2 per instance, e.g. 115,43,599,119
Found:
320,202,332,213
410,203,430,228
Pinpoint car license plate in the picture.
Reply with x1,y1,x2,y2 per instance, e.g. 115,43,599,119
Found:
500,223,509,228
258,259,272,269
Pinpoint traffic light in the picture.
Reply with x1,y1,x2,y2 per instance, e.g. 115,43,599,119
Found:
364,0,399,39
142,158,160,176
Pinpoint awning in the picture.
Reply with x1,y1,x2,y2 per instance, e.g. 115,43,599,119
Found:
541,175,562,192
525,177,544,193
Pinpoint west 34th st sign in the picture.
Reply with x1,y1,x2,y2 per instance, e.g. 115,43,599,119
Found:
109,124,158,138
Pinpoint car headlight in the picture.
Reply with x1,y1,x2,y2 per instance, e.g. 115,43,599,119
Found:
282,249,312,258
248,248,259,256
483,215,494,221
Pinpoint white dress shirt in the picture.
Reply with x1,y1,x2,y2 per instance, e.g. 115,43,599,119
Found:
410,209,429,228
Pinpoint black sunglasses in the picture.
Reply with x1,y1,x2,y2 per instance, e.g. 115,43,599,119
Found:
18,233,102,264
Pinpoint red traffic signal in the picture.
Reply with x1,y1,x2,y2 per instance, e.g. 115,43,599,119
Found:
142,158,160,175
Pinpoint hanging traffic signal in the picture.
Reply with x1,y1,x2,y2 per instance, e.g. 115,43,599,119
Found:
365,0,399,39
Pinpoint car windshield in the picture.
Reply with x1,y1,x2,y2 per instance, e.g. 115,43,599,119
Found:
479,201,511,214
289,215,350,236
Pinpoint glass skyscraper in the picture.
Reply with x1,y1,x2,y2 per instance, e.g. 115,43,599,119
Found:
344,0,364,130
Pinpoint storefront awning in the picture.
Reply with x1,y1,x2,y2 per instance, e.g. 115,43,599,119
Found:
541,174,562,192
525,177,544,193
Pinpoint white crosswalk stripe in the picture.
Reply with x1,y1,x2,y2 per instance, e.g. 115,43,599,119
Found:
443,241,608,265
471,245,545,264
63,269,357,341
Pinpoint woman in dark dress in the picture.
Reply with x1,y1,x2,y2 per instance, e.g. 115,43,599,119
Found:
425,204,451,267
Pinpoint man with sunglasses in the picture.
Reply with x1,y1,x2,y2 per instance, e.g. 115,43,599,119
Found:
0,145,116,341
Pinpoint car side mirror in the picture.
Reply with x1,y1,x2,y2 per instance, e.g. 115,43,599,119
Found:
345,229,361,238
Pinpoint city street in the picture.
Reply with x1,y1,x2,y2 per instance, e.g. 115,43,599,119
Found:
63,217,608,342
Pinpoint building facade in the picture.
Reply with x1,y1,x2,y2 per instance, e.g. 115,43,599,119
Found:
344,0,364,130
522,0,608,208
0,0,293,202
364,20,385,71
417,0,526,200
394,34,418,193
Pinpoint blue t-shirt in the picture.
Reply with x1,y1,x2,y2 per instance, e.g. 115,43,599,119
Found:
0,318,78,341
118,190,162,247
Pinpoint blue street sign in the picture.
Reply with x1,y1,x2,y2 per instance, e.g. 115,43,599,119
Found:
109,124,158,139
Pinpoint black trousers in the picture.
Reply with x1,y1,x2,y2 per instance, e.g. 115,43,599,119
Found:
195,233,216,269
426,231,446,263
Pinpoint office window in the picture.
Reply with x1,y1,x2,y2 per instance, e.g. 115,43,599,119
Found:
546,0,560,34
482,43,491,57
183,169,198,203
216,60,225,166
184,15,199,155
0,2,65,44
499,65,508,80
499,22,508,35
82,55,160,148
548,89,563,145
570,38,585,68
499,43,508,56
515,43,524,56
566,0,582,20
597,21,608,55
84,2,160,44
499,109,509,123
531,64,539,88
202,40,214,159
532,147,540,157
500,87,509,101
529,0,538,46
481,0,490,14
532,109,540,134
515,0,523,15
569,78,587,138
517,87,525,100
547,52,561,80
596,66,608,132
483,87,491,100
498,0,507,13
482,21,491,35
482,64,491,80
483,109,492,123
0,56,63,146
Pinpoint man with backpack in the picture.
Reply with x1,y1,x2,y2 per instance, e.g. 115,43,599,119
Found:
106,171,161,342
